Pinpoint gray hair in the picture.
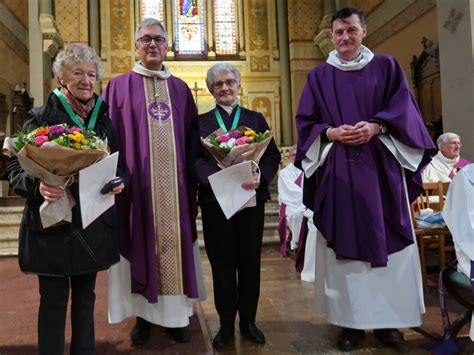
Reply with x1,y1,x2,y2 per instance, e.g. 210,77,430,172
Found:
205,63,241,91
135,18,168,42
437,132,460,148
53,43,104,82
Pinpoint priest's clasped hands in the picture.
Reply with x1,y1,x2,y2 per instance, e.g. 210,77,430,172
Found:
327,121,381,145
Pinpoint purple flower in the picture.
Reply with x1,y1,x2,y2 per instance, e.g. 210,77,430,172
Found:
68,127,81,134
228,130,243,139
49,124,66,138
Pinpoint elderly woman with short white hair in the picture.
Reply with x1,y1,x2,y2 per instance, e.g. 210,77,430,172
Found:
8,43,123,354
188,63,281,349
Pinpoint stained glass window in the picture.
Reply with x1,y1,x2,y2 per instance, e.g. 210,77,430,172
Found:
214,0,238,55
173,0,206,55
140,0,164,22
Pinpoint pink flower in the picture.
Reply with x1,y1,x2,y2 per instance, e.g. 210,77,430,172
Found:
34,135,49,146
217,135,230,143
235,136,251,145
68,127,81,134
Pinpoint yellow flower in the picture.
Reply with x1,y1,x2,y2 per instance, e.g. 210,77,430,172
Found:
74,142,81,149
244,129,256,136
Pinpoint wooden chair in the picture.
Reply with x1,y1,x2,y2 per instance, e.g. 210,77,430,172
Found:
410,181,454,291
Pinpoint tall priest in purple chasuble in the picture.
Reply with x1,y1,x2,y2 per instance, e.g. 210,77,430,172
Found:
295,8,436,352
101,18,205,346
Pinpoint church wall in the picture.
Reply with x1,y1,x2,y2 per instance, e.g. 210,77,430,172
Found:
0,0,29,137
98,0,286,145
54,0,89,45
372,8,438,91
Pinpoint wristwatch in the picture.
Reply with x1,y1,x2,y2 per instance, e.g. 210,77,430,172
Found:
379,123,388,134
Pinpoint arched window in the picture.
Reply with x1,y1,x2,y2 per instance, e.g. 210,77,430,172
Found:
140,0,240,59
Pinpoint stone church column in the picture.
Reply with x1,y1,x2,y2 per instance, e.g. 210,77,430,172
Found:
287,0,324,144
88,0,100,54
277,0,292,146
29,0,62,105
437,0,474,161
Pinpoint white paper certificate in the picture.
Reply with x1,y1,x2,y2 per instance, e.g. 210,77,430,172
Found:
79,152,119,228
208,160,256,219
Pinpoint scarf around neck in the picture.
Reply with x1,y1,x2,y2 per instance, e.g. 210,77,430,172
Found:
60,86,95,121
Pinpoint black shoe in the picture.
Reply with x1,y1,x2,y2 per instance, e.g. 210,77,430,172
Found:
337,327,365,351
213,326,234,349
165,326,192,343
373,328,404,347
239,323,266,345
131,317,151,346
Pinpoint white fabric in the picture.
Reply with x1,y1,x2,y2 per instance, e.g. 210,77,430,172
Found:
314,136,425,329
422,151,460,182
217,98,240,116
302,135,333,178
301,209,316,283
278,163,305,249
442,164,474,339
326,45,375,71
108,241,206,327
132,61,171,79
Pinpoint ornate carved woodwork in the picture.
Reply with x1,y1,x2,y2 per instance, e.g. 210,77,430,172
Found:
411,37,442,142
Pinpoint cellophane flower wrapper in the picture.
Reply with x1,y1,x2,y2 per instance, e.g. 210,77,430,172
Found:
200,126,272,169
3,129,109,228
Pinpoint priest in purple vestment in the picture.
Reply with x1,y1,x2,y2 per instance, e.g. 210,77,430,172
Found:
295,8,436,351
101,18,204,347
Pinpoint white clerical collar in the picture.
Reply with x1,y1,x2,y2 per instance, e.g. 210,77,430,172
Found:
217,98,240,116
326,45,375,71
133,61,171,79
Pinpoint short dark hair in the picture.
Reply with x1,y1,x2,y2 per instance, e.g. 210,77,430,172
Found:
331,7,365,29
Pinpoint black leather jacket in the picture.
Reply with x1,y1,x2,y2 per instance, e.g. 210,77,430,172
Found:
8,92,120,276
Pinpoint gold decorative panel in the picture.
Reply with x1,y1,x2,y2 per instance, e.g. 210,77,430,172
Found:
3,0,28,28
250,55,270,72
251,97,271,122
287,0,322,42
110,0,132,50
111,56,132,73
249,0,269,50
55,0,89,44
347,0,384,16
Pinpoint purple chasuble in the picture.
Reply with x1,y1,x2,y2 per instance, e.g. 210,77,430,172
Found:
102,72,199,303
296,55,436,266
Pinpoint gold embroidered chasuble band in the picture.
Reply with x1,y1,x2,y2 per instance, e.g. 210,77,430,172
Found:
143,76,183,295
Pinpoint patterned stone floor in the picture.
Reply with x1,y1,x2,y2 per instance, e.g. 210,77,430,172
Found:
0,246,473,354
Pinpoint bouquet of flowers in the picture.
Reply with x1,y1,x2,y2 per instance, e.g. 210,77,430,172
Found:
201,126,272,168
3,123,109,228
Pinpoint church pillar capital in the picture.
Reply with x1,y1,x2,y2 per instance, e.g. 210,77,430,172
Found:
39,14,63,58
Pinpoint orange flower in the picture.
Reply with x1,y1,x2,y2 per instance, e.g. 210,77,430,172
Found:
35,127,50,136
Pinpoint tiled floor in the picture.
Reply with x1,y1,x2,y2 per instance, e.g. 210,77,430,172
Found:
0,246,473,354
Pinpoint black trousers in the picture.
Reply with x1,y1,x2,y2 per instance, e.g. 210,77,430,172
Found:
38,272,97,355
201,201,265,328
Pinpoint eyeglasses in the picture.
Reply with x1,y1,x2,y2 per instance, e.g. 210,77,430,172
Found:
138,36,167,45
213,79,237,89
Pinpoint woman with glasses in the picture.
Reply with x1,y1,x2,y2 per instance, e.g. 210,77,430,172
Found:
7,43,123,355
188,63,281,349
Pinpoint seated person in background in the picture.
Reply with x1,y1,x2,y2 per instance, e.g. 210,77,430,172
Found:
422,132,470,182
442,163,474,339
278,145,305,252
